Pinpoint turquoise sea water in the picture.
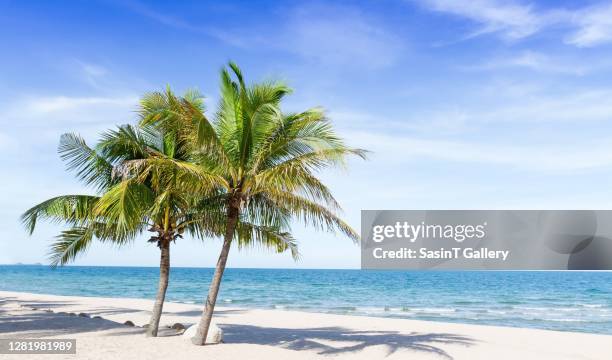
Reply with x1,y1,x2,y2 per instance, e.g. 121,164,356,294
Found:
1,265,611,335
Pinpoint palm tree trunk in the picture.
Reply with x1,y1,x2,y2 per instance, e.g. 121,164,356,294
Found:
146,239,170,337
191,207,239,345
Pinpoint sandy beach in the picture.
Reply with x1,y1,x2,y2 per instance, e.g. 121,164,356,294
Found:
1,290,610,359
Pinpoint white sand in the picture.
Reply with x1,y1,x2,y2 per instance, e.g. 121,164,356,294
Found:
1,290,610,359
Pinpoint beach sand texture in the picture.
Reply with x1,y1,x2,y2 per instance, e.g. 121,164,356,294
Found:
1,290,610,359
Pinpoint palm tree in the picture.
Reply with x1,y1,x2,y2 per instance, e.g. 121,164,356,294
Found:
21,89,298,337
144,62,366,345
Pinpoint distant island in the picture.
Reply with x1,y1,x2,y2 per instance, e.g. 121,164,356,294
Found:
5,263,43,266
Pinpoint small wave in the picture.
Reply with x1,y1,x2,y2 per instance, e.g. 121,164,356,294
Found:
413,307,456,313
581,304,605,308
472,309,489,314
587,288,608,294
517,306,584,313
487,310,509,315
453,300,484,305
499,300,522,305
549,318,587,323
223,299,232,303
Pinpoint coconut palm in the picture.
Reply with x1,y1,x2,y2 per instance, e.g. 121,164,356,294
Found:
142,62,366,345
21,89,298,337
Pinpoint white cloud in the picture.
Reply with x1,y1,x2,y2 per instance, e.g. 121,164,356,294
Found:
414,0,612,48
331,84,612,173
121,0,206,33
0,94,139,152
348,130,612,172
122,0,612,55
24,96,137,115
73,60,110,89
283,5,402,68
566,3,612,47
121,1,402,68
332,87,612,141
415,0,544,40
212,4,403,68
481,89,612,123
79,62,108,78
470,51,588,75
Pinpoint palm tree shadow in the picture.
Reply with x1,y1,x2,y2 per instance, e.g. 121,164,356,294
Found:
0,312,141,337
221,324,475,358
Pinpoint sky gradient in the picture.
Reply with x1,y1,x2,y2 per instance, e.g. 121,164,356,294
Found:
2,0,612,268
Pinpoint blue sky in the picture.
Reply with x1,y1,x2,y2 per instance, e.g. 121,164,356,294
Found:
2,0,612,268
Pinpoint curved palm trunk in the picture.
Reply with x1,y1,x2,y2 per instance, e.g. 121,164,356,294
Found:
146,239,170,337
191,207,239,345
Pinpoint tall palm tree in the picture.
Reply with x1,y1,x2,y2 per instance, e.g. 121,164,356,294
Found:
144,62,366,345
22,89,298,337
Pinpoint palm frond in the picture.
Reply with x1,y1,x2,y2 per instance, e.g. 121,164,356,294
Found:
263,191,359,242
93,180,154,235
58,134,114,191
236,221,300,260
48,226,94,267
97,124,160,165
21,195,100,234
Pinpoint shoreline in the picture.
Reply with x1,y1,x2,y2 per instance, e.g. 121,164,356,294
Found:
1,286,610,336
2,290,611,359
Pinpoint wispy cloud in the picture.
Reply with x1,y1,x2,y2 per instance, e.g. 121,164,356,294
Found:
3,59,141,132
468,51,588,75
119,1,403,68
478,88,612,123
120,0,206,33
414,0,545,40
24,96,137,115
349,130,612,172
331,83,612,174
414,0,612,47
222,3,404,68
0,94,139,148
72,60,110,89
566,3,612,47
281,4,403,68
333,86,612,138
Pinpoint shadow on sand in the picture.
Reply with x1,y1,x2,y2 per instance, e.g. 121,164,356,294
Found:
220,324,475,359
1,296,476,358
0,311,143,337
0,297,143,338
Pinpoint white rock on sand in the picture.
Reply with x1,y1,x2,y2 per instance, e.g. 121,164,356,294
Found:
182,323,223,344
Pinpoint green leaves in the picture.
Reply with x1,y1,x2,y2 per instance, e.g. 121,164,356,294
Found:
59,134,114,191
49,227,95,267
21,195,100,235
93,180,154,236
208,63,364,243
23,61,365,266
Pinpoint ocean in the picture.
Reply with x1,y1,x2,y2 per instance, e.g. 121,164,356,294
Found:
1,265,611,335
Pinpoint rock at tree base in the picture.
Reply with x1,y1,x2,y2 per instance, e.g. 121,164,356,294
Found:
182,323,223,344
172,323,186,331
